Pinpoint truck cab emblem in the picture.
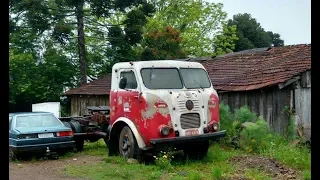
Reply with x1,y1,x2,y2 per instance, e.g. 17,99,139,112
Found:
186,100,194,110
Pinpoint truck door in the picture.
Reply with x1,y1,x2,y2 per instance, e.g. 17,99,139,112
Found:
116,69,141,122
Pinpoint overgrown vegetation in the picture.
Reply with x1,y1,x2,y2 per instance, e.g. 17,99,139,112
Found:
12,103,309,179
59,103,310,180
219,102,311,176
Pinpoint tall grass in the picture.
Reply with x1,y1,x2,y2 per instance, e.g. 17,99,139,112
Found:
219,102,311,172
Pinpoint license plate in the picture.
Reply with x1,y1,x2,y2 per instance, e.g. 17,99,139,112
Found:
38,133,54,138
185,129,199,136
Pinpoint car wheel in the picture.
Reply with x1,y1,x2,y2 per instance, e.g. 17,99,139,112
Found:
118,126,141,159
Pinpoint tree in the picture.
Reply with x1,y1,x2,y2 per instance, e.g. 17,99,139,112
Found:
145,0,237,57
9,42,76,112
267,31,284,47
228,13,285,52
141,26,186,60
10,0,155,84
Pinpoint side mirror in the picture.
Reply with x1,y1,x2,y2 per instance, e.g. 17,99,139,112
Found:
119,77,127,89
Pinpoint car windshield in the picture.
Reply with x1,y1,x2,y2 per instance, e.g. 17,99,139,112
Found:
180,68,211,89
141,68,183,89
15,114,62,128
140,68,211,89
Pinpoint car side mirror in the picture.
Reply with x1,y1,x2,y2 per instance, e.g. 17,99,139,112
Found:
119,77,127,89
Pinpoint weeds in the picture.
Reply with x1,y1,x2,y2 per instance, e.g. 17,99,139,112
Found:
153,150,175,171
60,103,310,180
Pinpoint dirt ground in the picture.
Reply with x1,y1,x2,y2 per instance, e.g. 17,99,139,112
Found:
9,155,104,180
230,155,298,180
10,154,300,180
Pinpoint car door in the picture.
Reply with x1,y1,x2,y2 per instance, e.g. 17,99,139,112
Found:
115,69,142,122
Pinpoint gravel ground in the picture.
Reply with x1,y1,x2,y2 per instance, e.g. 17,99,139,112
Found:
9,155,104,180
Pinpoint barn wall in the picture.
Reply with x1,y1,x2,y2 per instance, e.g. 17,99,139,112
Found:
218,71,311,139
70,95,110,116
218,86,292,135
294,71,311,139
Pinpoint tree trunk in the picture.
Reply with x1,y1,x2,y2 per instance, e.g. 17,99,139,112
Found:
75,0,87,85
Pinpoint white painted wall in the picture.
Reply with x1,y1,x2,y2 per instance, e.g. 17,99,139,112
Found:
32,102,61,118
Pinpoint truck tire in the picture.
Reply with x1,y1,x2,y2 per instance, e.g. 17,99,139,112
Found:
183,140,209,159
74,137,84,151
118,126,142,159
63,121,84,151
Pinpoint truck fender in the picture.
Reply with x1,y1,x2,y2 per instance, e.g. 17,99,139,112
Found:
111,117,147,150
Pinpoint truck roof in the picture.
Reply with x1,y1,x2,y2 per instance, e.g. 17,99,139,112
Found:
112,60,205,70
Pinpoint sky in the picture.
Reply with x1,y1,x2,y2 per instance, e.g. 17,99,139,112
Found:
209,0,311,45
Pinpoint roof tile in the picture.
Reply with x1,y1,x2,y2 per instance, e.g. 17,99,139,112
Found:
64,44,311,95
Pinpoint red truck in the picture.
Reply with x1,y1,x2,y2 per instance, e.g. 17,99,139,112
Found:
60,60,226,160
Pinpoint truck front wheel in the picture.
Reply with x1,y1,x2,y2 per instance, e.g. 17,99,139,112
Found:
118,126,141,159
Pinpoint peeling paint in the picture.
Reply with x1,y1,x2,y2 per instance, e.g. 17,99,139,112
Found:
118,96,122,105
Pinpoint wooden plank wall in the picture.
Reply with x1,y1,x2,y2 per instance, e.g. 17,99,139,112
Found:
218,86,292,135
294,71,311,139
70,95,109,116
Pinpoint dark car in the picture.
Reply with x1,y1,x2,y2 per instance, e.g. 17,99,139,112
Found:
9,112,75,160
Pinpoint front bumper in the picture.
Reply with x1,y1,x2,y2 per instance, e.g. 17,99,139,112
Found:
9,141,75,153
150,130,226,146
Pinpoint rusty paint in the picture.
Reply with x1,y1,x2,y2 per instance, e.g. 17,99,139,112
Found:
110,91,174,147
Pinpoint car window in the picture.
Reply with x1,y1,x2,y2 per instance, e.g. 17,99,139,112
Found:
15,114,62,128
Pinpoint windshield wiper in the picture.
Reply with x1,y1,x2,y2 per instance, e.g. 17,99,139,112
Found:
193,79,204,91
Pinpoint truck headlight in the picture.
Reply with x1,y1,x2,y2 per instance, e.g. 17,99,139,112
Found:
213,123,219,131
159,125,172,136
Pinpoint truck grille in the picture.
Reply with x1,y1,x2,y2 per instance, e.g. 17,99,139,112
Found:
180,113,201,129
178,100,200,112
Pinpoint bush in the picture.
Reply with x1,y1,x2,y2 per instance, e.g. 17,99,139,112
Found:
219,103,239,145
234,106,257,123
239,117,274,153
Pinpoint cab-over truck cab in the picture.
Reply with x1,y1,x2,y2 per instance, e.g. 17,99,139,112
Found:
107,60,226,159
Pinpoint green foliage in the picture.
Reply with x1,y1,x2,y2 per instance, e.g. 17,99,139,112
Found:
239,118,273,153
263,141,311,171
214,25,239,56
145,0,237,57
9,42,76,111
219,103,240,145
211,168,223,180
153,150,175,171
218,103,310,173
228,13,284,52
282,106,297,141
141,26,186,60
303,170,311,180
234,106,257,123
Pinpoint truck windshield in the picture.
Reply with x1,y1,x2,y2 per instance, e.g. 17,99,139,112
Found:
180,68,211,89
141,68,183,89
140,67,211,89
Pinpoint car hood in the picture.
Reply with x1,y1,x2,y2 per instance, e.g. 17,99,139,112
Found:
14,126,71,134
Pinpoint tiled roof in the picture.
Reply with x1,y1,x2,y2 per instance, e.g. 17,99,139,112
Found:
65,74,111,95
64,44,311,95
199,44,311,91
